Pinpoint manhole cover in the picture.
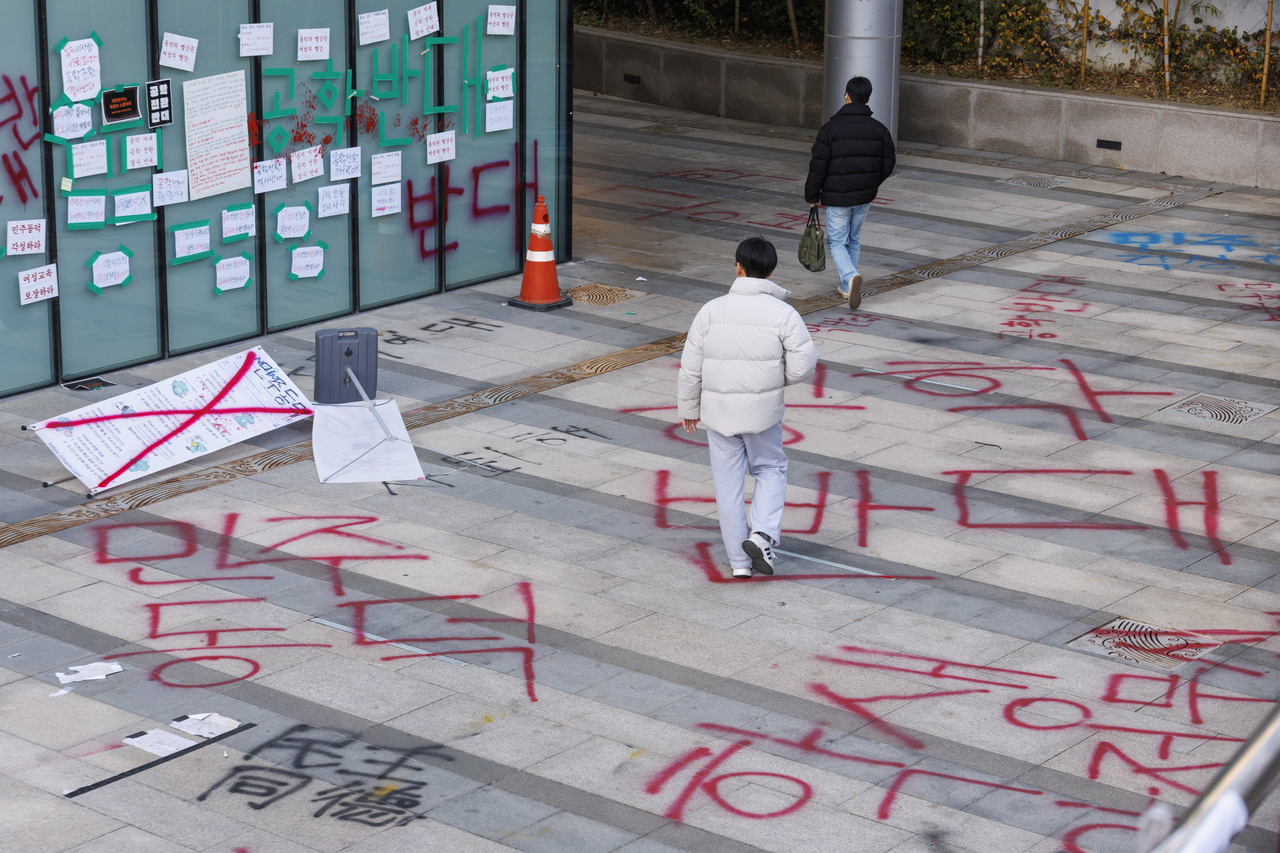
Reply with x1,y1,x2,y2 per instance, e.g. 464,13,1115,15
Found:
62,377,117,391
998,175,1074,189
1164,394,1278,426
638,124,695,135
1067,618,1220,670
565,283,635,306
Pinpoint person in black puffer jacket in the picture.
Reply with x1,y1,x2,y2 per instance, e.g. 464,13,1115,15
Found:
804,76,896,310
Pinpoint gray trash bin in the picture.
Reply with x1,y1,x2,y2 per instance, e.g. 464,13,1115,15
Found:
314,328,379,404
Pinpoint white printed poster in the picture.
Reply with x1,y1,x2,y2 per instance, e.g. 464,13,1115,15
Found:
52,104,93,140
126,133,159,170
60,38,101,102
290,144,324,183
28,346,311,492
18,263,57,306
487,5,516,34
426,130,455,163
485,100,513,132
358,10,391,45
408,2,440,38
71,139,108,178
253,158,287,193
329,147,361,180
152,171,190,206
371,183,401,217
371,151,400,185
159,33,199,73
318,184,349,218
183,71,252,201
7,220,46,255
298,28,330,61
239,23,274,57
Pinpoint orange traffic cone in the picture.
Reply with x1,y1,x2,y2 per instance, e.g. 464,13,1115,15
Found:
509,195,572,312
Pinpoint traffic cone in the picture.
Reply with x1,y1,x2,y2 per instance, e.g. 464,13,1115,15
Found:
509,195,572,312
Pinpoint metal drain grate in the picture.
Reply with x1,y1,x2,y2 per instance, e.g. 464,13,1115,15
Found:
565,283,635,305
638,123,695,135
1067,618,1220,670
1165,394,1278,426
998,175,1074,189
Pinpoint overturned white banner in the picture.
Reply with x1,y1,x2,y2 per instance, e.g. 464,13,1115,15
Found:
312,399,424,484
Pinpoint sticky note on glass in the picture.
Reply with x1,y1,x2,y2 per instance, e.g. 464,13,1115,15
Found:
253,158,287,193
427,130,455,164
216,255,252,292
18,262,57,306
60,38,101,102
7,219,46,256
276,205,309,239
486,100,513,133
318,184,349,218
52,104,93,140
159,32,199,72
487,5,516,34
67,195,106,227
173,225,210,259
371,183,401,218
239,22,274,57
297,28,330,61
486,68,514,101
290,145,324,184
371,151,400,185
92,251,130,289
291,245,324,278
71,139,108,179
408,2,440,38
222,205,255,241
125,133,159,170
359,9,391,45
113,189,152,221
329,147,361,181
152,170,190,206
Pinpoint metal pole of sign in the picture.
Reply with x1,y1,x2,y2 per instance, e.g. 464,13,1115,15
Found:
1143,700,1280,853
1263,0,1275,107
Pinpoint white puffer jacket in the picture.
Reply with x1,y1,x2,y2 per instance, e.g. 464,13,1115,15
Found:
677,277,818,436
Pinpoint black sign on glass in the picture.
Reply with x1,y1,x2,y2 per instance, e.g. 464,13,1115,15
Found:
101,85,141,126
145,78,174,129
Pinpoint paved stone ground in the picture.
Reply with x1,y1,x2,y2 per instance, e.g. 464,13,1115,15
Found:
4,91,1280,853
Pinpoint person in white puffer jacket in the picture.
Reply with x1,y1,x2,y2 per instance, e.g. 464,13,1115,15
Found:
678,237,818,578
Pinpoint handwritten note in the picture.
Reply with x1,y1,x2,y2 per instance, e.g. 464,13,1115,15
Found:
184,71,252,200
329,147,361,180
291,245,324,278
371,151,400,185
222,206,255,240
159,32,199,72
371,183,401,218
297,28,330,61
113,190,152,221
408,2,440,38
253,158,287,193
152,171,190,206
7,220,45,256
92,251,130,288
427,130,455,164
60,38,101,102
487,5,516,34
486,100,513,133
71,139,108,178
290,144,324,184
359,10,391,45
239,23,274,57
487,68,514,100
276,205,309,239
216,256,251,291
18,263,57,305
318,184,349,218
67,196,106,226
126,133,159,170
52,104,93,140
174,226,210,259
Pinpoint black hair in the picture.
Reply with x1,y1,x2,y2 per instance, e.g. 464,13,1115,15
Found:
845,76,872,105
735,237,777,279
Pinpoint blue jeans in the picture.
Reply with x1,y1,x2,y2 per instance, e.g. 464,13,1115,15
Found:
707,423,788,570
825,203,871,289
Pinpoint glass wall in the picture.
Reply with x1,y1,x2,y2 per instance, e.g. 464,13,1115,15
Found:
0,0,569,396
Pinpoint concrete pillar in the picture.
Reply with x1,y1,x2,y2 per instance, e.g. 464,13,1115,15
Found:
823,0,903,141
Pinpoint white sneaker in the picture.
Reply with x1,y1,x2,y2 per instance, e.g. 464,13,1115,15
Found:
732,566,753,579
741,532,776,576
848,274,864,311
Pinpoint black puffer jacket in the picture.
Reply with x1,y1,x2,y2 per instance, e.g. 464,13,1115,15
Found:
804,104,896,207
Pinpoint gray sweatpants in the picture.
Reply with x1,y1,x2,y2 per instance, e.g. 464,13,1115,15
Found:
706,421,788,569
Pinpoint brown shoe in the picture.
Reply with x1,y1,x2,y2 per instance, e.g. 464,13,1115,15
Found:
847,274,863,311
